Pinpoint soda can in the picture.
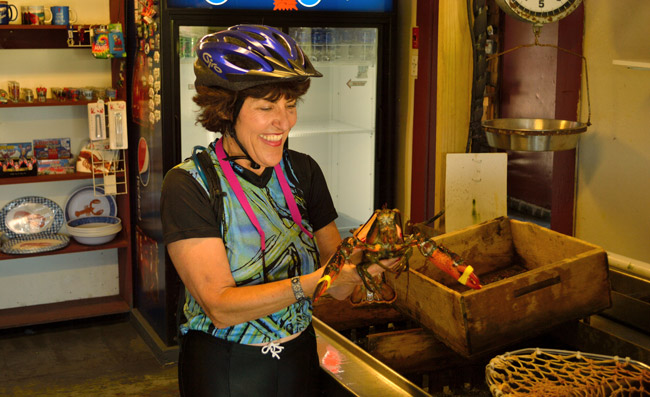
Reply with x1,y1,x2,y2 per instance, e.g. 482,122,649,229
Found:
311,28,325,61
291,27,311,59
179,36,189,57
324,28,336,60
360,28,377,61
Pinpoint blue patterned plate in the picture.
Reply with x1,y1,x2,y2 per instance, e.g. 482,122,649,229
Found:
64,185,117,222
1,233,70,255
0,196,65,239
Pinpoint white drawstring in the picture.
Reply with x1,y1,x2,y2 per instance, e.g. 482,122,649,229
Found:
261,341,284,360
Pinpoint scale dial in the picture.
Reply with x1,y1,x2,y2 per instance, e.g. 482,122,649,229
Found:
495,0,583,25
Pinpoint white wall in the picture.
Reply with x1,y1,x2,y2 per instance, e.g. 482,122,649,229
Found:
576,1,650,263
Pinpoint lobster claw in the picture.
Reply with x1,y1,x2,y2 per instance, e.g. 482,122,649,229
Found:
312,240,354,302
418,241,482,290
313,272,333,303
453,263,482,290
313,259,339,303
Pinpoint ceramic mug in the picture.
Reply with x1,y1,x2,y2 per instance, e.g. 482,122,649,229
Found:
0,1,18,25
21,5,51,25
50,6,76,25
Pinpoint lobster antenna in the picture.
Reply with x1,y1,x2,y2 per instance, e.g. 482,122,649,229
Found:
424,210,445,227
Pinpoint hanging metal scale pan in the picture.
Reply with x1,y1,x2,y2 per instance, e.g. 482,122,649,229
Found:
482,1,590,152
482,118,588,152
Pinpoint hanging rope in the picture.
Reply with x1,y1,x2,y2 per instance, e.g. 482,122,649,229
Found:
466,0,491,153
487,26,592,126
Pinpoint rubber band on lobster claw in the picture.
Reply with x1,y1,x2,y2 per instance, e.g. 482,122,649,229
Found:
418,241,482,290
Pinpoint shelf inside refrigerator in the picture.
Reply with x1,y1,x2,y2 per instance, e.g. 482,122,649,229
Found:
311,57,377,67
290,120,372,137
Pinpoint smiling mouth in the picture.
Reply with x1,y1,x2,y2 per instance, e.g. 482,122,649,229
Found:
260,134,283,142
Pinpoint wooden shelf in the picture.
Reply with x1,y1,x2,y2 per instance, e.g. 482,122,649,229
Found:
0,25,68,30
0,25,111,50
0,171,129,185
0,230,129,261
0,99,95,108
0,25,69,49
0,295,130,329
0,172,91,185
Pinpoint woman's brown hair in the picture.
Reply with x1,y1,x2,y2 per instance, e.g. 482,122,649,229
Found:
193,79,311,135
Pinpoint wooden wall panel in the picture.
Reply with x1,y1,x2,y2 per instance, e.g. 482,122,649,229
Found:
434,1,474,225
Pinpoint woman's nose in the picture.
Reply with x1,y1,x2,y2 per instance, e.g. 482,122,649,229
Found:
273,108,294,130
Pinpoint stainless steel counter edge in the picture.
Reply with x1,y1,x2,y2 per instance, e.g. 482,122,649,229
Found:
313,316,431,397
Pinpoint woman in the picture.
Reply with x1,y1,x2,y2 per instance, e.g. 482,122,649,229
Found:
161,25,393,396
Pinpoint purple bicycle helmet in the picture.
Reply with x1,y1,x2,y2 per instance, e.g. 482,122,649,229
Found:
194,24,322,91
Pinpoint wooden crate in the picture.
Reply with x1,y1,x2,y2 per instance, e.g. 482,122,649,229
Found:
385,216,611,358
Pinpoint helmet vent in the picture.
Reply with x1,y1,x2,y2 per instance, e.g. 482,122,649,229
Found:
266,48,286,65
224,36,248,49
273,33,292,53
242,31,265,42
225,53,263,71
203,35,220,43
296,48,305,65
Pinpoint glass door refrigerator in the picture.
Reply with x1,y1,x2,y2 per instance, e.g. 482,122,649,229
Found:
128,0,396,349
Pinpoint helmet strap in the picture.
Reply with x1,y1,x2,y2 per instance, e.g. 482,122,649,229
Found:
230,133,261,170
231,96,245,124
223,96,261,170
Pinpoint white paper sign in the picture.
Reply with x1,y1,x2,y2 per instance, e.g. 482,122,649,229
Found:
445,153,507,233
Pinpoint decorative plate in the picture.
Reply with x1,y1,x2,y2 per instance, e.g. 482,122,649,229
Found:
64,185,117,222
67,216,121,227
1,233,70,255
0,196,65,239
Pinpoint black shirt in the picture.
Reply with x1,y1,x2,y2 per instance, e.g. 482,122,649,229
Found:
161,148,338,246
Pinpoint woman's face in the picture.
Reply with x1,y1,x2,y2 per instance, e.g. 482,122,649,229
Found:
228,95,297,173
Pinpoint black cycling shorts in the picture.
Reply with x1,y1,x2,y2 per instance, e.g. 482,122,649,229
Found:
178,323,323,397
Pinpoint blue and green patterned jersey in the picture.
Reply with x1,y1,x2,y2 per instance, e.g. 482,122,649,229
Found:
162,140,337,344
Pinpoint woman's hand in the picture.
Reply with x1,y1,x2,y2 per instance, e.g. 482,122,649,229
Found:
325,255,400,300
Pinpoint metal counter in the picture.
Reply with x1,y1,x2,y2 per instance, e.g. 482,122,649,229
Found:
314,316,431,397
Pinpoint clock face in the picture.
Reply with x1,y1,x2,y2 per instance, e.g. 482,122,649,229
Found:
496,0,583,24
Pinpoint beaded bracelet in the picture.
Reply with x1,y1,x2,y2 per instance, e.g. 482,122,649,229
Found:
291,276,309,302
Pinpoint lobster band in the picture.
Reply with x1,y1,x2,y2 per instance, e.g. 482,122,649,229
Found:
317,275,332,291
458,265,474,285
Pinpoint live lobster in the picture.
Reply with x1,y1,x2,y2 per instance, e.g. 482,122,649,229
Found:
313,208,482,305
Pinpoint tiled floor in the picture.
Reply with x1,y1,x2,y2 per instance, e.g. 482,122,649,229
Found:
0,315,179,397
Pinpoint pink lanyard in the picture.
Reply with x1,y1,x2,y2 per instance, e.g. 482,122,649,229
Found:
214,139,313,252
